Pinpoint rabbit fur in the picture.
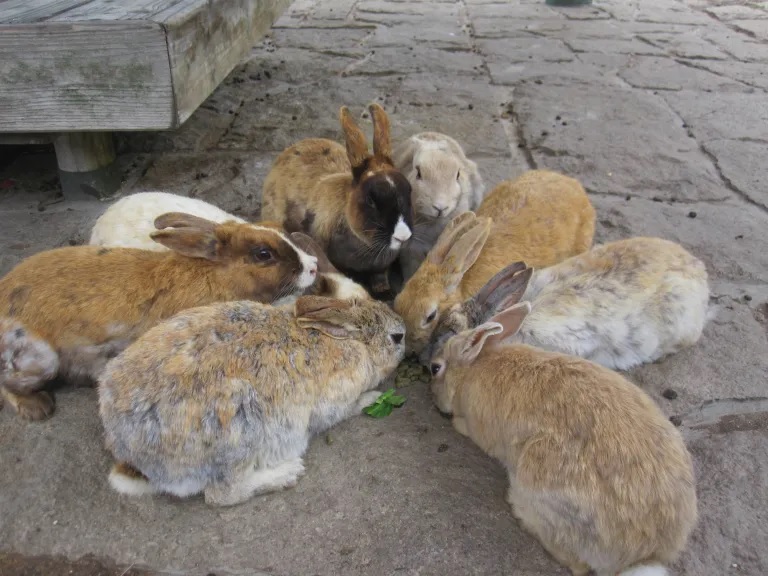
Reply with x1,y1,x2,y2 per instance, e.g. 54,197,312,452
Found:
99,296,405,506
89,191,247,251
0,213,318,421
423,237,710,370
394,170,595,355
262,103,413,296
392,132,485,281
429,304,697,576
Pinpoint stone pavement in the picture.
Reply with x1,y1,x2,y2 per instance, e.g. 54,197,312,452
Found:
1,0,767,574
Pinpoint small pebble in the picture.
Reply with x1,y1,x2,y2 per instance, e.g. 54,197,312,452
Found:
669,415,682,427
437,443,449,453
652,197,663,202
625,195,632,201
687,211,697,218
561,121,568,126
534,79,543,85
467,103,474,110
662,388,678,400
291,115,297,121
735,234,743,240
541,130,549,137
555,115,562,121
325,434,334,445
744,295,752,302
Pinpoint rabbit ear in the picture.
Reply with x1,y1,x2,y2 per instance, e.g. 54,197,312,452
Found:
150,227,221,261
369,103,392,162
485,301,531,347
438,219,492,292
458,322,504,364
427,212,478,264
339,106,370,173
154,212,217,232
295,296,359,339
474,263,533,319
289,232,339,274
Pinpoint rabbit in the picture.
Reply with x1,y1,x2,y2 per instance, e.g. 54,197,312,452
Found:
394,169,595,355
423,237,711,369
98,296,406,506
392,132,486,281
89,191,247,251
428,303,698,576
0,212,318,422
288,232,370,302
261,103,413,297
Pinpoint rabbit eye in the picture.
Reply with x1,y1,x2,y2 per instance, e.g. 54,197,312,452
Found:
252,247,273,262
456,170,461,181
416,166,422,180
430,362,443,376
425,309,437,324
366,195,376,208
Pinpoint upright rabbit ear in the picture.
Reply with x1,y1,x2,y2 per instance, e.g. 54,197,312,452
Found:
150,227,221,261
433,217,492,293
369,103,392,162
428,212,478,264
289,232,339,274
474,263,533,320
339,106,369,174
457,322,504,365
295,296,359,339
154,212,217,232
485,302,531,347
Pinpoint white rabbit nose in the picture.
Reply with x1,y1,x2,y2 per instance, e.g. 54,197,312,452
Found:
391,216,412,246
433,204,448,217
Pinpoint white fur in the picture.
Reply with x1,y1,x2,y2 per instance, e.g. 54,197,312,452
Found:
390,216,412,249
327,273,370,300
108,467,158,496
89,191,246,251
619,565,668,576
204,458,305,506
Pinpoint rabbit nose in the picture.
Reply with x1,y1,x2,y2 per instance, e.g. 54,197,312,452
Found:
308,260,318,276
433,204,447,217
391,333,404,345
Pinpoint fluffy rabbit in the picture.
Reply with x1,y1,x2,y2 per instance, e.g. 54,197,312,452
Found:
424,237,710,369
392,132,485,281
0,213,317,421
90,191,246,251
429,304,697,576
394,170,595,355
99,296,405,506
262,103,413,296
288,232,370,301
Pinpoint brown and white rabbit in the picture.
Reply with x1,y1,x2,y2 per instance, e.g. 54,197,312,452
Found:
99,296,405,506
392,132,485,281
288,232,370,301
89,192,247,251
394,170,595,355
0,213,317,421
423,237,711,369
429,304,698,576
261,103,413,296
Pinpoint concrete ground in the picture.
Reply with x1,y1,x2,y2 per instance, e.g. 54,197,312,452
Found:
1,0,767,574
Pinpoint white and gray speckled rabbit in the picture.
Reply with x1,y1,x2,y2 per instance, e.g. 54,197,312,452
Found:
429,307,698,576
98,296,405,506
424,237,710,370
392,132,485,281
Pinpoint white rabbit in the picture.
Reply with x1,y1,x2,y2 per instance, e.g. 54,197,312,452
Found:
392,132,485,280
89,191,246,251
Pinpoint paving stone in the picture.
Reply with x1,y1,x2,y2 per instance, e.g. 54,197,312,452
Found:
702,27,768,61
512,82,727,201
706,4,768,21
271,27,373,54
365,21,471,49
663,90,768,142
471,16,568,39
686,59,768,90
476,37,576,63
703,139,768,211
731,18,768,40
618,56,748,92
637,30,732,59
487,58,610,86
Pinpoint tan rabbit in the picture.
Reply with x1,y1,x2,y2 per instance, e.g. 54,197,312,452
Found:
262,103,413,296
99,296,405,506
429,303,697,576
0,213,317,421
394,170,595,354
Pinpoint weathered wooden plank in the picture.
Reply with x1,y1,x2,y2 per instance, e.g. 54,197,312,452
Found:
48,0,189,22
158,0,293,124
0,21,173,132
0,0,93,24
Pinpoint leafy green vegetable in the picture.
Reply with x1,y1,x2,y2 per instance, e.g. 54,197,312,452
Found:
363,388,406,418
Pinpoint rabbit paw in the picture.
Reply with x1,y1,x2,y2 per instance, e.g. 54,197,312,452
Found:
356,390,383,412
2,389,54,421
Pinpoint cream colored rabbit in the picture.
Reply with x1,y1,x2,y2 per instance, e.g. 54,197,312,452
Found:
429,304,697,576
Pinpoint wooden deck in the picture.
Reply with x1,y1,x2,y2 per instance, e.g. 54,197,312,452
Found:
0,0,292,198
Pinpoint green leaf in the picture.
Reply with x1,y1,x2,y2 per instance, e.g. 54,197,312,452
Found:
364,402,393,418
362,388,407,418
388,394,406,407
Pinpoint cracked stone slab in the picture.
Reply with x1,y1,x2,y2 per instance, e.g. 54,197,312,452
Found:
685,59,768,90
730,19,768,40
706,4,768,22
701,28,768,61
487,59,613,86
470,16,568,39
364,22,471,49
618,56,748,92
340,45,485,77
564,36,668,56
637,31,732,59
663,90,768,142
703,139,768,211
356,0,460,16
468,3,564,20
511,82,727,202
0,387,570,576
475,37,576,63
271,27,373,53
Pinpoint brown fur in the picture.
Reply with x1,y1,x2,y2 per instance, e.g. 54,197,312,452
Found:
394,170,595,354
430,309,697,575
0,219,311,420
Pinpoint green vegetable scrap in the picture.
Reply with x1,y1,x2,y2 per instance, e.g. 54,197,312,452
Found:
363,388,406,418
